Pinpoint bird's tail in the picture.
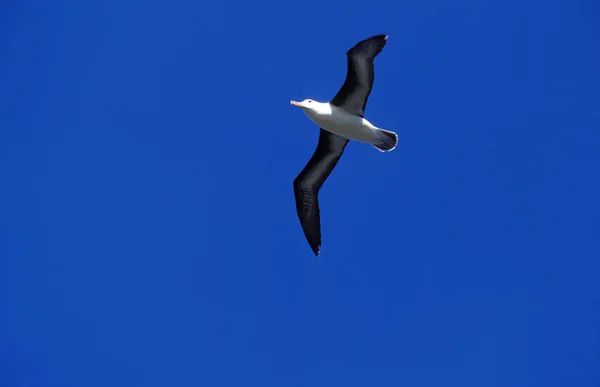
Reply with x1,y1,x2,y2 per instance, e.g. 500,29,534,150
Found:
372,128,398,152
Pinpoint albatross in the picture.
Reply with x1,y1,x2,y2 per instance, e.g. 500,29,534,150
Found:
291,34,397,256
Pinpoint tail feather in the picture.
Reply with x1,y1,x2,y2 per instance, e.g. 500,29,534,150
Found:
372,129,398,152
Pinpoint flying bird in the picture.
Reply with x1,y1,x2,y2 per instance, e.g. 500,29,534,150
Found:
291,34,397,256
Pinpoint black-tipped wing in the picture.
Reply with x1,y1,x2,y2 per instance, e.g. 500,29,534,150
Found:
330,34,388,117
293,129,349,256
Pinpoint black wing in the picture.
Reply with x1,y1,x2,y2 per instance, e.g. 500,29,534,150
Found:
330,34,388,117
293,129,349,256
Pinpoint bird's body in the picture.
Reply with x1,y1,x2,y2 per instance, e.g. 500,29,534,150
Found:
291,34,396,256
293,101,397,151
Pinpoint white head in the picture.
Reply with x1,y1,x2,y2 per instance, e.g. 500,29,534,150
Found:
290,99,330,117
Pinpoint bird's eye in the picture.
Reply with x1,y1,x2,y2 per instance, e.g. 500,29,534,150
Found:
308,100,312,103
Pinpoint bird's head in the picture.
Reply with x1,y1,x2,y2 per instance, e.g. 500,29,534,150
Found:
290,99,328,116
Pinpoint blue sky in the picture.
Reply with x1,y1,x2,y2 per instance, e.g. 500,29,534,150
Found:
1,0,599,386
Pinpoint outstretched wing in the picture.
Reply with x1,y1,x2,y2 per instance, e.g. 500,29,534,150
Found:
330,34,388,117
293,129,349,256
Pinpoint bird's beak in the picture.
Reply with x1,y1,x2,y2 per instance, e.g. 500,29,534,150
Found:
290,100,304,108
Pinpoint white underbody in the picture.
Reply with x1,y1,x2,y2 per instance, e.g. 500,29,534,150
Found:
303,103,381,144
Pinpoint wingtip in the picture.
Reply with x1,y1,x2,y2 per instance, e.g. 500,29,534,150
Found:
312,245,321,257
369,34,388,41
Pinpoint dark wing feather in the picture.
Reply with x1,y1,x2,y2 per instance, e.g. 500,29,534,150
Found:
293,129,349,256
330,34,388,117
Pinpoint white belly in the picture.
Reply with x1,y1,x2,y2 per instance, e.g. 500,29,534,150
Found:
306,105,379,144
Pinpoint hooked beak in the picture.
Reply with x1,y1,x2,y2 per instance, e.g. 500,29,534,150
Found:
290,100,304,108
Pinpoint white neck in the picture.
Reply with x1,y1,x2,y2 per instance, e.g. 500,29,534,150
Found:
305,102,332,118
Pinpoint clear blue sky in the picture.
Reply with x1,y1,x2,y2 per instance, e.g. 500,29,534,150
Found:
1,0,599,386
